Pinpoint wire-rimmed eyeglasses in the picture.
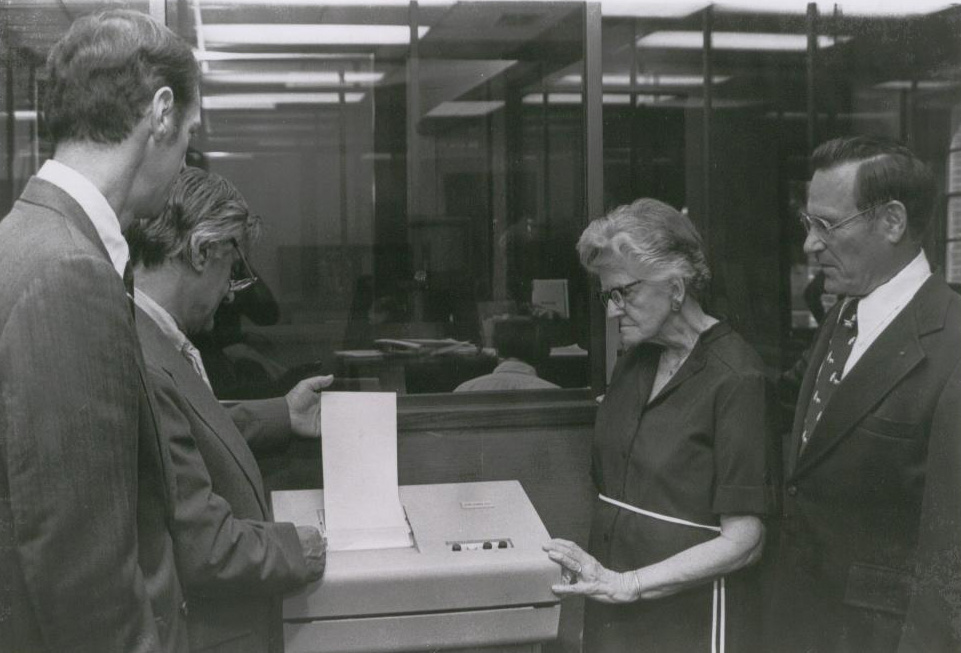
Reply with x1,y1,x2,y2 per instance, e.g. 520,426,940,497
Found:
596,279,645,308
798,202,888,237
228,239,258,293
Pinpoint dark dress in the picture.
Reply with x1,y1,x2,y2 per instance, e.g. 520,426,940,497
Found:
586,322,772,652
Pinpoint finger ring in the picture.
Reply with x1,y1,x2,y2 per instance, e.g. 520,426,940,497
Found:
573,563,581,574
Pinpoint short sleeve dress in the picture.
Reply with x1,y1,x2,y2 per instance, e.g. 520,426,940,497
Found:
585,322,772,653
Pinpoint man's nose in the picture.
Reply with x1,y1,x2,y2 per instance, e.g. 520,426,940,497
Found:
803,229,825,255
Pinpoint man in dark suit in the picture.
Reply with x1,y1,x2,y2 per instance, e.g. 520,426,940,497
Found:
0,10,199,653
127,166,329,653
765,136,961,652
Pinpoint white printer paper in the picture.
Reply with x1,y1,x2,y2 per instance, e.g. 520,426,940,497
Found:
321,392,412,551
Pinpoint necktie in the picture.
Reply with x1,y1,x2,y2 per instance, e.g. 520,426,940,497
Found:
123,261,135,320
181,341,212,390
799,298,859,454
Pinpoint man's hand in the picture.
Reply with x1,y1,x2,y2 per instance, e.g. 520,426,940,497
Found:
286,375,334,438
296,526,327,582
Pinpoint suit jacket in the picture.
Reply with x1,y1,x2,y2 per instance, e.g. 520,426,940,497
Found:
766,274,961,653
136,307,312,653
0,178,187,652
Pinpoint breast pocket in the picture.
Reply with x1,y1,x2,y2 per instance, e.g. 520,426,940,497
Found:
857,414,919,441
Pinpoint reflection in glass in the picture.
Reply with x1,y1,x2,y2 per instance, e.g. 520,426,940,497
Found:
168,0,589,396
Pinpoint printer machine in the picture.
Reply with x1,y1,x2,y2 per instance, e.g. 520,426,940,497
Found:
272,480,562,653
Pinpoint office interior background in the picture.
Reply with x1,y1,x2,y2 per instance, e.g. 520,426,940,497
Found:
2,2,960,650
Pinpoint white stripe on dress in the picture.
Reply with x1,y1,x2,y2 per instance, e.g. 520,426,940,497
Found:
598,493,726,653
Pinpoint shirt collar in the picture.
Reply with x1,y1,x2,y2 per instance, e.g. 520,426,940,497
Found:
134,288,191,352
494,360,538,376
857,249,931,335
36,159,129,278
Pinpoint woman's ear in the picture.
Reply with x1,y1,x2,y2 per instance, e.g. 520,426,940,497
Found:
670,278,686,311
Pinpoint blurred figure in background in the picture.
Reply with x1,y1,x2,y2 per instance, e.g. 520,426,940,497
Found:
455,319,559,392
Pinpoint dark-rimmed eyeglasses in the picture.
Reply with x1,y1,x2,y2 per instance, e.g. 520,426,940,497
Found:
799,202,887,237
596,279,645,309
228,239,258,293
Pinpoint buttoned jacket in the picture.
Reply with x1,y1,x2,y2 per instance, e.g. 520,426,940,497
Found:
772,274,961,652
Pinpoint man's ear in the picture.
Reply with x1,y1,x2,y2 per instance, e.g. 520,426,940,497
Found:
149,86,176,142
880,201,909,244
188,233,208,272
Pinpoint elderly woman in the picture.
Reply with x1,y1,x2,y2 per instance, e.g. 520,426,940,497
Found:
544,199,771,652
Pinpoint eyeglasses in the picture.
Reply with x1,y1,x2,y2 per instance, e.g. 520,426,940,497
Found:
799,202,887,237
597,279,645,309
228,239,258,293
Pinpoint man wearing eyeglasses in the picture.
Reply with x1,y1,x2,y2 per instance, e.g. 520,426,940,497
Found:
765,136,961,652
126,166,331,653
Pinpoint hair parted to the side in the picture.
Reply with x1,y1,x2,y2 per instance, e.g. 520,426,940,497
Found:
577,198,711,298
43,9,199,145
127,167,261,269
811,135,936,239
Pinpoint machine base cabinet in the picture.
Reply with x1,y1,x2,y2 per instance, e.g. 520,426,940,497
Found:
284,605,557,653
273,481,562,653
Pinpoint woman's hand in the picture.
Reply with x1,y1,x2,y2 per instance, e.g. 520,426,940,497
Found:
543,539,638,604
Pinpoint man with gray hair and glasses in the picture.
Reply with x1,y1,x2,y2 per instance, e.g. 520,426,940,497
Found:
765,135,961,651
127,166,330,653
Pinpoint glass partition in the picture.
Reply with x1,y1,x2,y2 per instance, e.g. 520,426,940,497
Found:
2,0,959,397
598,0,961,373
0,1,152,211
167,0,589,398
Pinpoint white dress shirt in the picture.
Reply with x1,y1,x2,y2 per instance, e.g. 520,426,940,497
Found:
36,159,129,278
134,288,212,389
842,250,931,377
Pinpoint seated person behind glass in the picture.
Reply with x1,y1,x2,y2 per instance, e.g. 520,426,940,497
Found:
127,166,331,653
455,320,559,391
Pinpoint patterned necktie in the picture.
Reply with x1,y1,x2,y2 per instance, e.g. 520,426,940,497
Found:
122,261,135,320
799,298,859,454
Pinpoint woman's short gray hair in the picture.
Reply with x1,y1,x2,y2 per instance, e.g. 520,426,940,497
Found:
128,166,261,269
576,198,711,297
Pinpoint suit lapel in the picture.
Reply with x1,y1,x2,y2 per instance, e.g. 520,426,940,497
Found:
19,177,112,262
138,309,271,516
791,277,946,478
786,308,837,476
20,178,179,511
